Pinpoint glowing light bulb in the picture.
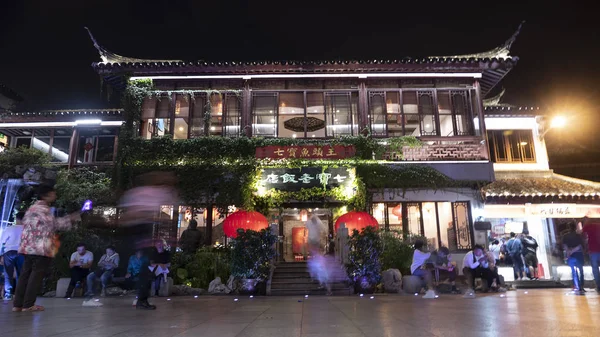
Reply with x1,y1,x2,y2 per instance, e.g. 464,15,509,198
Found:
179,127,184,131
305,295,309,298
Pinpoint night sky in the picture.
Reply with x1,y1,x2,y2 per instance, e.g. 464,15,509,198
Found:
1,1,599,165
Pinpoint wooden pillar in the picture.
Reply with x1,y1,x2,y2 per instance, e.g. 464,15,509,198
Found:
169,93,176,136
242,80,252,137
474,80,489,160
357,80,369,135
68,128,79,168
205,204,214,246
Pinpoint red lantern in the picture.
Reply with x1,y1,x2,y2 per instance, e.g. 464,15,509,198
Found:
223,210,269,238
334,211,379,233
391,204,402,217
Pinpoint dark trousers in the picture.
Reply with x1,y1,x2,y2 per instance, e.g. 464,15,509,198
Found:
2,250,24,296
66,267,89,297
463,266,496,289
137,255,152,302
568,252,585,291
13,255,52,309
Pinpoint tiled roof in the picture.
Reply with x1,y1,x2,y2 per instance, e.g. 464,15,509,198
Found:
484,172,600,200
1,109,123,117
86,23,524,97
0,83,23,102
484,105,541,117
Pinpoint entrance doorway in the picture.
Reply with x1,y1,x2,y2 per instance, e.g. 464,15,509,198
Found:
275,208,332,262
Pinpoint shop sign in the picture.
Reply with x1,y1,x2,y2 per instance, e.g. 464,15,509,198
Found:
259,167,354,191
255,145,356,160
529,204,576,217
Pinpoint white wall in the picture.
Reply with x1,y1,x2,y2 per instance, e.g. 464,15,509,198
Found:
484,117,550,171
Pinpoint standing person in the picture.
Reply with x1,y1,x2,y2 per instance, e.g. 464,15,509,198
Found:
1,211,25,301
410,240,437,299
306,215,331,295
83,245,119,305
178,219,203,254
150,239,170,297
506,232,524,281
582,217,600,293
489,239,502,266
119,171,178,310
562,222,585,294
64,243,93,298
462,245,497,298
521,229,539,280
13,185,80,312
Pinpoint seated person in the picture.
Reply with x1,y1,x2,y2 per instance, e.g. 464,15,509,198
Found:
410,240,437,299
150,239,171,296
85,246,120,298
428,247,458,293
65,243,94,298
462,245,499,298
125,249,149,290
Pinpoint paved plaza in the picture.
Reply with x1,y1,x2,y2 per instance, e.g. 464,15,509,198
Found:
1,289,599,337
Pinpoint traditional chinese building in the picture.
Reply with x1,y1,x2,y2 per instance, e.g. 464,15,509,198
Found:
83,24,533,261
482,93,600,282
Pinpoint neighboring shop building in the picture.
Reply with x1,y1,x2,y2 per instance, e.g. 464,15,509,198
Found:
482,101,600,281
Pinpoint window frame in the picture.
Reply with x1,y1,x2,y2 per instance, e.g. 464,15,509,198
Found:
372,201,474,252
487,129,536,163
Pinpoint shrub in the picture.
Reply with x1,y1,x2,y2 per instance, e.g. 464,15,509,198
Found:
171,247,231,289
230,228,277,280
346,226,383,286
379,231,431,276
0,147,51,178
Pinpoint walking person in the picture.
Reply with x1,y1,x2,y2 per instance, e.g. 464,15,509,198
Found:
562,222,585,294
13,185,80,312
306,215,332,295
64,243,93,298
521,230,539,280
0,211,25,301
582,217,600,293
506,232,525,281
489,239,502,267
118,171,178,310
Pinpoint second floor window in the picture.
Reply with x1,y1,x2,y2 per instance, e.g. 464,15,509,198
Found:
487,129,536,163
76,127,118,163
252,91,358,138
368,89,475,137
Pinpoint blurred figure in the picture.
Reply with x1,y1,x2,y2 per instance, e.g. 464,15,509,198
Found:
562,222,585,294
150,239,171,296
13,184,80,312
489,239,502,266
179,219,203,254
125,250,149,303
581,217,600,293
521,229,539,280
1,211,25,301
65,242,93,298
306,215,332,295
462,245,496,298
119,171,177,310
83,245,119,306
506,232,524,281
410,240,437,299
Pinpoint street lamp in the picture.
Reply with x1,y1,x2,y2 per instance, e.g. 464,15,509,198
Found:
540,115,566,139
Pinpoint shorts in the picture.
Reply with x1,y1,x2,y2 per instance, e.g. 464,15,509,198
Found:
523,253,538,267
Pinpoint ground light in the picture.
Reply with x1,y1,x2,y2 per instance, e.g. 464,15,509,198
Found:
234,298,239,302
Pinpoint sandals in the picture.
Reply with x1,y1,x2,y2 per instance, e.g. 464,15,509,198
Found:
22,305,45,312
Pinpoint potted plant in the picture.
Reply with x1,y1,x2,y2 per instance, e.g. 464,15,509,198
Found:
230,228,277,295
346,226,383,294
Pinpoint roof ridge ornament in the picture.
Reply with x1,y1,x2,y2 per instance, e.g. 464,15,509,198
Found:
483,88,507,106
85,27,183,64
429,21,525,60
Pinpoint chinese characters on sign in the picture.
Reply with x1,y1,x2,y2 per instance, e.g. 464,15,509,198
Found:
259,167,355,192
255,145,356,160
529,204,576,218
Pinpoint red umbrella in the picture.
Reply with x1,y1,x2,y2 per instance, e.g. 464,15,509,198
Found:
223,210,269,238
334,211,379,233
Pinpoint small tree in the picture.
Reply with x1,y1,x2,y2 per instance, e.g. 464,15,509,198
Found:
346,226,383,291
0,147,51,178
54,167,116,212
230,228,277,280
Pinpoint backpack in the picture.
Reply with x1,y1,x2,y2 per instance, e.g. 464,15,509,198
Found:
506,238,520,256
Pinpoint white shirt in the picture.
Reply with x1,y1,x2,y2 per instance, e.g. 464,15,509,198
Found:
70,251,94,267
0,225,24,253
489,244,501,260
462,251,488,270
410,250,431,274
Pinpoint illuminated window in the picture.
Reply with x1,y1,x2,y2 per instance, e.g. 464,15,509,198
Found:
487,130,536,163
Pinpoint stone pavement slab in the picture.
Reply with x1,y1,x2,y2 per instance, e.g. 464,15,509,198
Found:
0,289,598,337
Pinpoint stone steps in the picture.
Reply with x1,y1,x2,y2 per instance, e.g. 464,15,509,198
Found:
269,261,352,296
